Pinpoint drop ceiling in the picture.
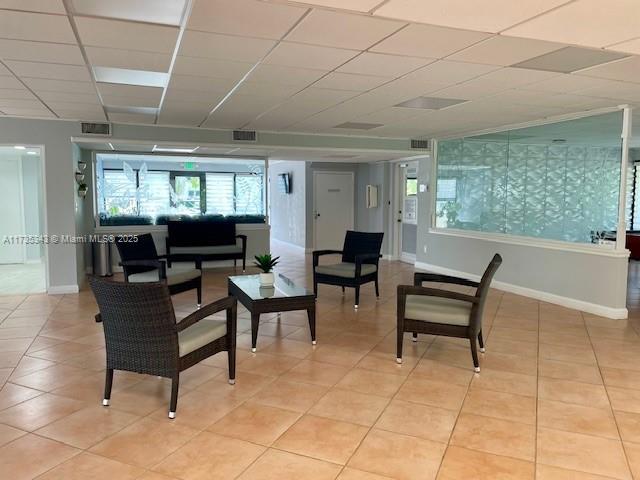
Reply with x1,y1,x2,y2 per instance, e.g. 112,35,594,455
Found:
0,0,638,141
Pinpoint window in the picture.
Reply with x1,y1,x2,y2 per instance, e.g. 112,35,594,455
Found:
139,171,170,217
205,173,234,215
405,177,417,196
102,170,136,216
235,174,263,215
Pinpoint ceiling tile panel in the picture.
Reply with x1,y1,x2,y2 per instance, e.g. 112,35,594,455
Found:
372,24,490,59
0,10,75,43
71,0,186,25
0,106,54,117
448,35,564,66
0,98,45,109
0,39,84,65
233,81,304,99
577,56,640,83
505,0,640,48
374,0,570,33
513,47,628,73
313,72,392,92
0,89,36,100
173,56,253,79
572,80,640,102
179,31,276,62
85,47,172,72
405,60,499,85
248,64,327,87
187,0,307,40
609,38,640,56
473,67,559,87
285,9,404,50
289,0,382,11
22,78,96,93
264,42,358,70
108,112,156,123
75,17,179,53
5,60,91,81
163,88,225,104
168,74,237,93
0,0,65,13
524,74,613,93
337,52,430,77
37,90,100,104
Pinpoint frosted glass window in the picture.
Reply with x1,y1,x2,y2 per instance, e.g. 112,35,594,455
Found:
235,174,263,215
205,173,235,215
435,111,624,244
139,171,170,217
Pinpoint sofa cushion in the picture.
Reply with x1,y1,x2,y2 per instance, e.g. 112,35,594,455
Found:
171,245,243,255
405,295,472,326
127,265,201,285
315,262,377,278
178,319,227,357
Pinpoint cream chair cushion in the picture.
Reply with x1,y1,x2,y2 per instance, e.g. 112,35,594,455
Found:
405,295,472,326
178,319,227,357
315,262,377,278
128,265,201,286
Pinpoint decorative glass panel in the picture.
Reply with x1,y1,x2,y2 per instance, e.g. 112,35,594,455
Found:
205,173,234,215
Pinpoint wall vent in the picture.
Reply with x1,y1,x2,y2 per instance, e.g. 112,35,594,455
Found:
410,139,431,150
81,122,111,136
233,130,257,142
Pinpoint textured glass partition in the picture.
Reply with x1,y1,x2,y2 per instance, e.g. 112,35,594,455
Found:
435,111,624,244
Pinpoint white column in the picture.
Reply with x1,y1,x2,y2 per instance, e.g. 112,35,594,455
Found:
617,106,633,251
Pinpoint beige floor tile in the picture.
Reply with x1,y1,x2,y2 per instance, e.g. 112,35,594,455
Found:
308,344,368,367
539,343,597,365
0,393,87,431
537,427,630,480
396,375,468,411
237,352,299,376
335,369,406,398
208,401,301,445
0,433,79,480
614,410,640,443
89,417,197,468
348,428,446,480
536,464,620,479
252,379,328,413
411,358,473,386
486,338,538,358
0,423,25,447
451,413,536,461
338,467,395,479
11,363,93,391
437,445,534,479
375,399,457,443
36,405,139,449
274,414,368,464
310,388,389,426
537,399,618,439
236,449,342,480
462,389,536,425
470,368,537,397
538,378,610,409
285,359,351,386
607,386,640,414
36,451,145,480
488,326,539,344
0,382,42,410
481,351,538,376
154,431,265,480
624,441,640,480
601,367,640,390
539,359,603,385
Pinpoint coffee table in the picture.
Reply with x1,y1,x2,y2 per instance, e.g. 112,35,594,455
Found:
227,273,316,352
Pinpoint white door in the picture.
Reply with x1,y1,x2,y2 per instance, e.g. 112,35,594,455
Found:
313,171,354,249
0,156,25,264
397,162,419,262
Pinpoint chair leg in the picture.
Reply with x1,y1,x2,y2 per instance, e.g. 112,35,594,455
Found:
469,337,480,373
354,286,360,309
313,278,318,298
396,322,404,364
233,259,237,269
228,345,236,385
103,368,113,406
242,256,246,272
478,329,485,353
169,375,179,419
341,286,345,295
412,332,418,342
196,284,202,308
374,276,380,298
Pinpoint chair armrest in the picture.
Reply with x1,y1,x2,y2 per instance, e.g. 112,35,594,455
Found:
176,296,237,332
354,253,381,277
119,259,166,279
413,272,479,288
397,285,479,304
312,250,343,267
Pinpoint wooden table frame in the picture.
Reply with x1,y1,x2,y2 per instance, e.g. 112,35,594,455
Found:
227,277,316,353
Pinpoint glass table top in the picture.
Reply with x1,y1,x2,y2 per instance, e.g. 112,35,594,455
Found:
228,273,312,300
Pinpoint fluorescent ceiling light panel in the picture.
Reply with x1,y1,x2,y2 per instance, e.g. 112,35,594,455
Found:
106,105,158,115
93,66,169,88
395,96,467,109
334,122,383,130
512,46,628,73
71,0,187,26
14,145,26,150
324,154,360,159
152,145,198,153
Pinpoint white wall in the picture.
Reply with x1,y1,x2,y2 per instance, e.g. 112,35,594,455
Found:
21,154,43,262
268,161,307,248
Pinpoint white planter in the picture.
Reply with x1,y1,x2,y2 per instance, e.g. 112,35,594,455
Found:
259,272,274,286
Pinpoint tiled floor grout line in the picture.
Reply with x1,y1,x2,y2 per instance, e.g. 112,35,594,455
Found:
533,300,540,479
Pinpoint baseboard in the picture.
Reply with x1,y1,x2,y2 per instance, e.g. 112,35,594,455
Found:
414,261,628,320
382,254,397,261
48,284,79,295
25,259,43,264
400,253,416,264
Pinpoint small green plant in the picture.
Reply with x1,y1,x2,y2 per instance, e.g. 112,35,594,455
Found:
253,253,279,273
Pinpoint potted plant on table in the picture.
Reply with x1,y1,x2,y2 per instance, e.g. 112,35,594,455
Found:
254,253,279,286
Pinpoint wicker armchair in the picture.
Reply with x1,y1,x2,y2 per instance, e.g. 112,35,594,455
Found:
115,233,202,307
313,231,384,308
397,254,502,372
89,276,237,419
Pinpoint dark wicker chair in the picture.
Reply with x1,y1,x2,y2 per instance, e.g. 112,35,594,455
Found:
89,276,237,419
115,233,202,307
313,231,384,309
397,254,502,372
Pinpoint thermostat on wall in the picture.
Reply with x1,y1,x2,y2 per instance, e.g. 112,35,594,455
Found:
419,184,427,193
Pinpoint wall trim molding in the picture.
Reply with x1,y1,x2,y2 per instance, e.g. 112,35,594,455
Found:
415,261,628,320
400,252,416,264
48,284,79,295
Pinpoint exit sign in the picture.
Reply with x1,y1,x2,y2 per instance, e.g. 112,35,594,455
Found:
183,162,196,170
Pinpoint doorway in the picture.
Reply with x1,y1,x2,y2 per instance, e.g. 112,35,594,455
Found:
395,162,419,263
313,171,354,250
0,145,46,294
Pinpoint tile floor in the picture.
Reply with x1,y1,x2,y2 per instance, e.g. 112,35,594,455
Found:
0,245,640,479
0,263,46,295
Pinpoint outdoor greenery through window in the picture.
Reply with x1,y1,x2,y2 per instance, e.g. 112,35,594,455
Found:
95,153,265,226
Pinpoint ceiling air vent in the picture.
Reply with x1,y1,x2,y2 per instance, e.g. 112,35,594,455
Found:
410,139,431,150
233,130,257,142
81,122,111,136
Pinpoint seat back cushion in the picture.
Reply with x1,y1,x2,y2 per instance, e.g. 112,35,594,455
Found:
341,231,384,263
116,233,158,274
168,220,236,247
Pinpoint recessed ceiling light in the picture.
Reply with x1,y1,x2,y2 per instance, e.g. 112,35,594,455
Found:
94,66,169,88
14,145,26,150
395,96,467,110
152,145,198,153
334,122,384,130
512,46,628,73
